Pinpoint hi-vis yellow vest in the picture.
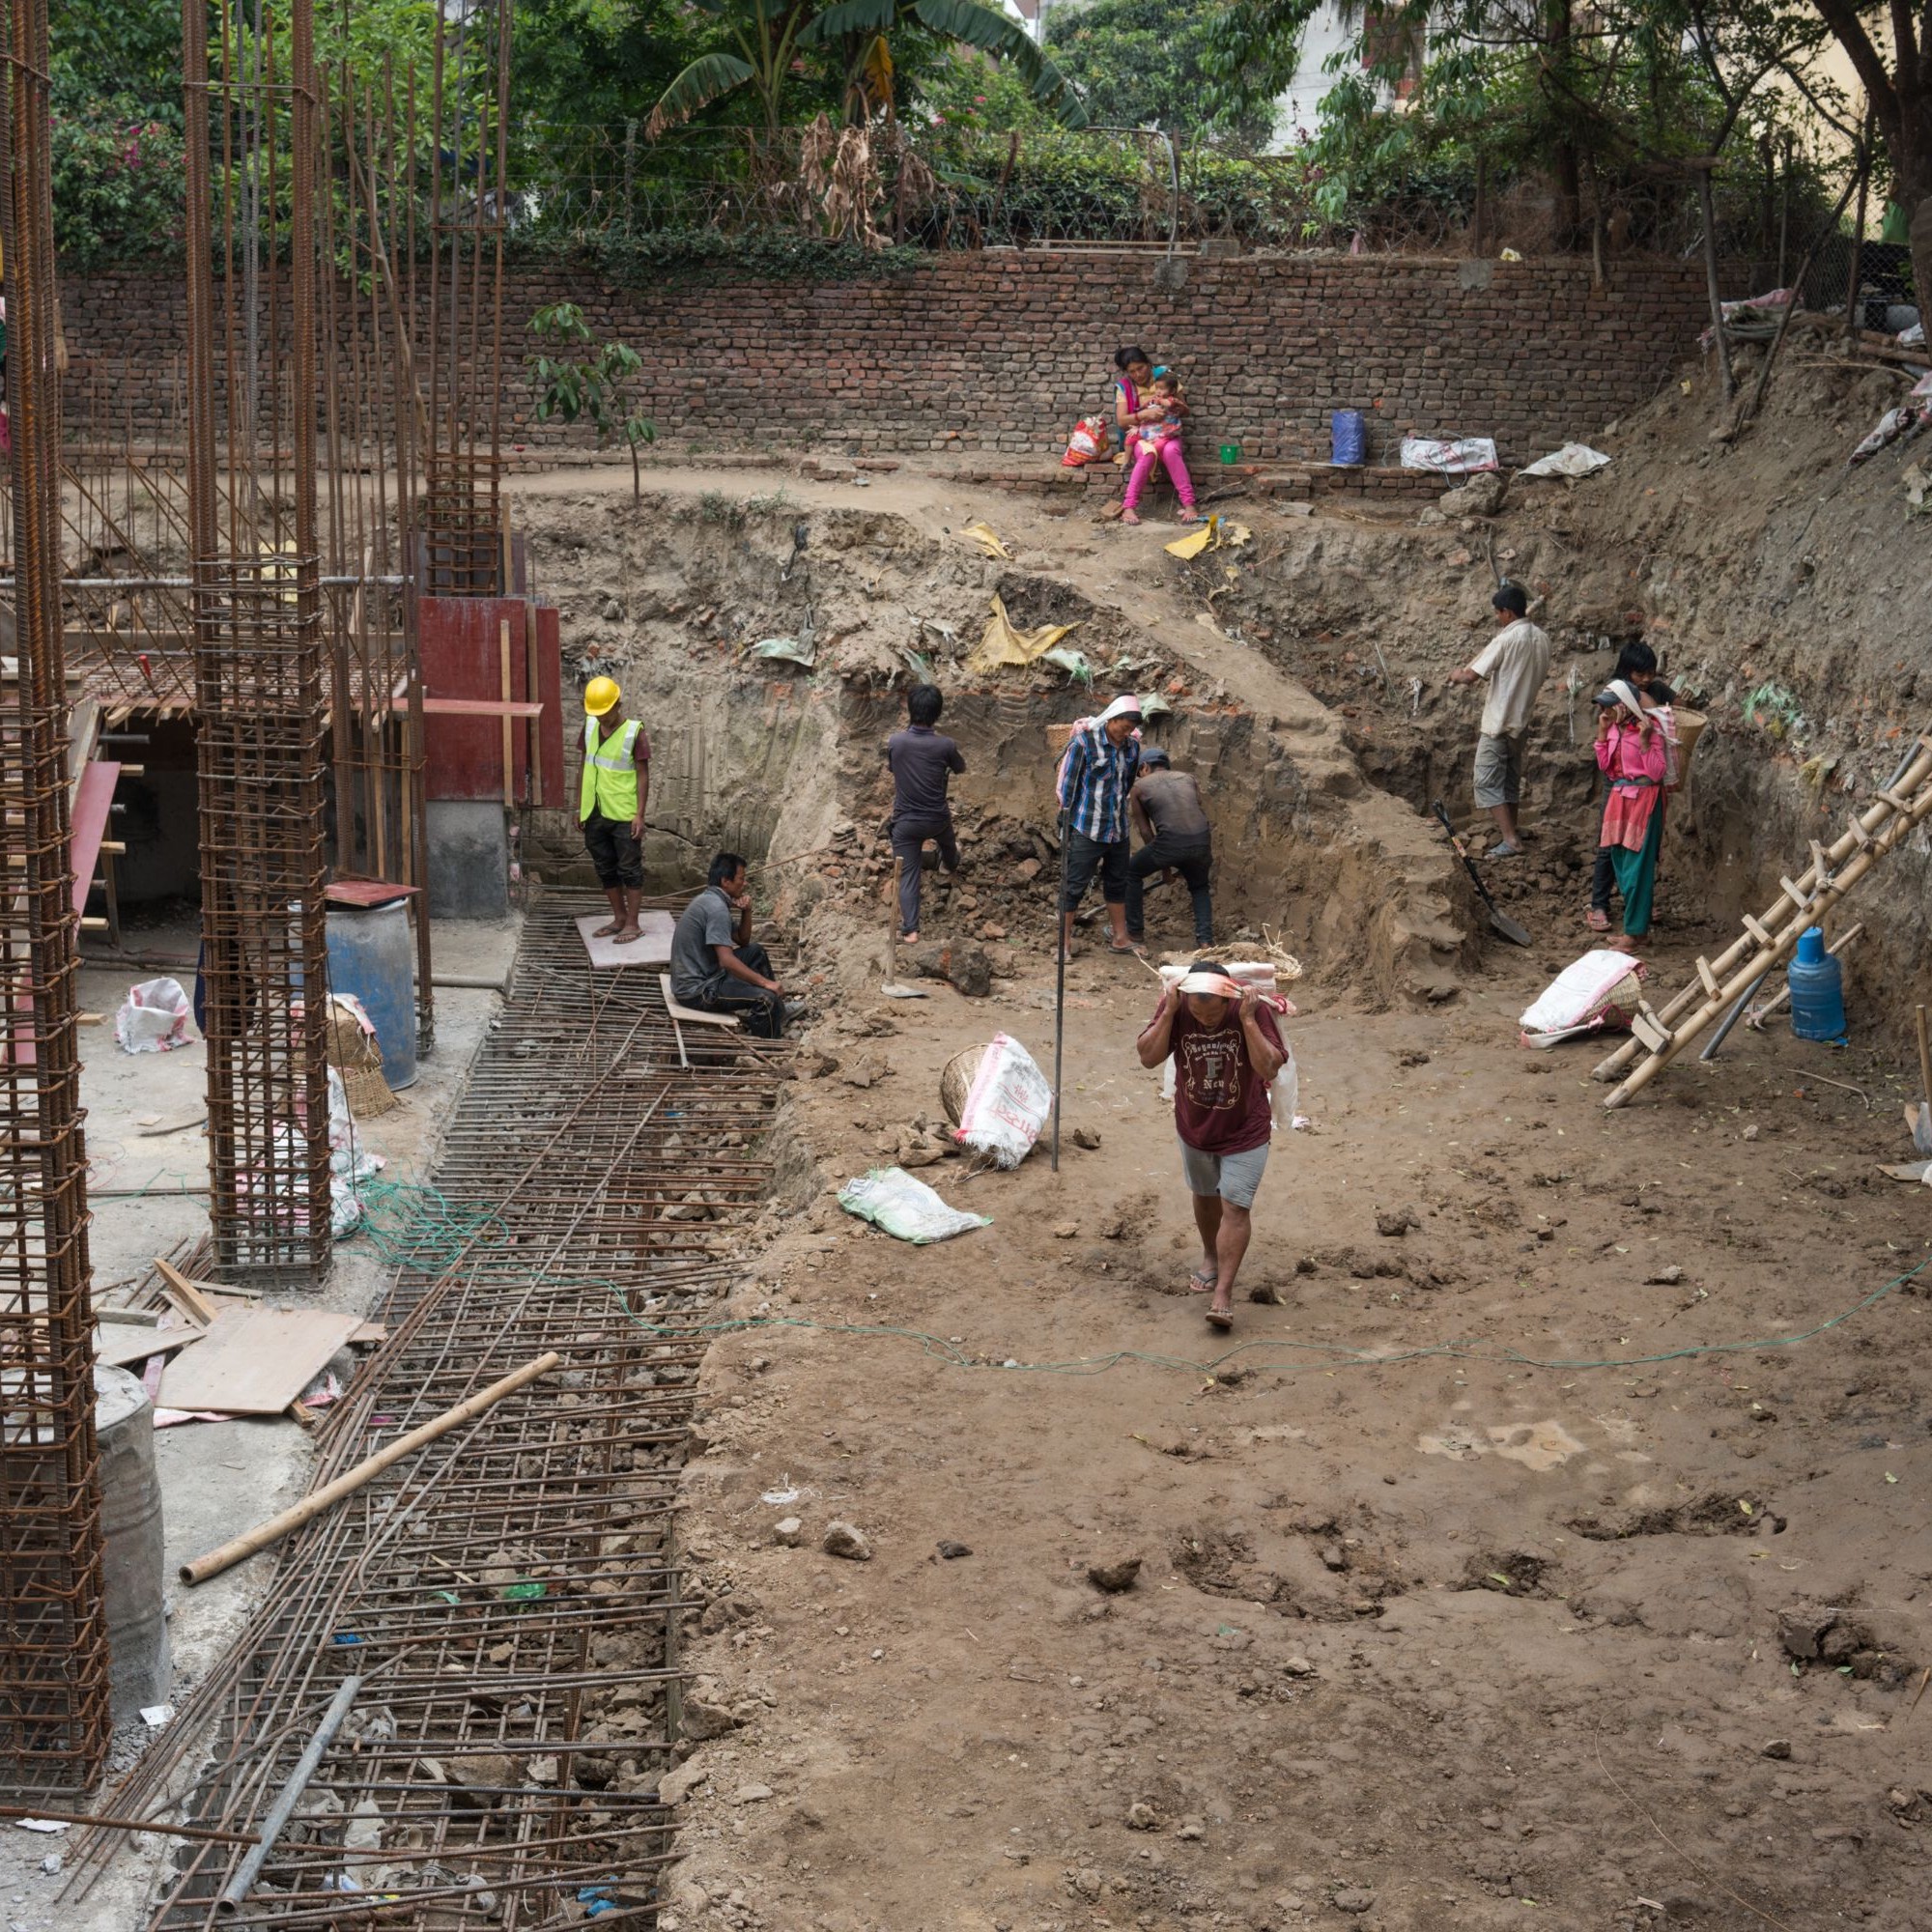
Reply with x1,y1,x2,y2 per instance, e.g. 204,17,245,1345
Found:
580,716,641,822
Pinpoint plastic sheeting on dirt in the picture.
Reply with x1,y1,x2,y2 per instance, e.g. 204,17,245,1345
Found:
970,593,1078,672
1520,443,1612,480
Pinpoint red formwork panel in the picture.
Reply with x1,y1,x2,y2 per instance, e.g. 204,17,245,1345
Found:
418,596,565,809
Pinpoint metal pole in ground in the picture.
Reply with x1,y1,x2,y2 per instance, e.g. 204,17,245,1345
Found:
1052,809,1069,1173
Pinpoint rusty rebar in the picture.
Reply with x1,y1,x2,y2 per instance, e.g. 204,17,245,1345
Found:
0,0,112,1793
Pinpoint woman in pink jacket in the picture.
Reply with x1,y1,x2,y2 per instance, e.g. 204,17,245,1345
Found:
1592,677,1670,951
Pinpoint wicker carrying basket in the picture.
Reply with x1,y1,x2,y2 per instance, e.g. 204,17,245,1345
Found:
940,1044,992,1127
326,997,397,1119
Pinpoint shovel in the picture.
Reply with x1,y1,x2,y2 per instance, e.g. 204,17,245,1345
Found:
1908,1004,1932,1156
1432,801,1532,948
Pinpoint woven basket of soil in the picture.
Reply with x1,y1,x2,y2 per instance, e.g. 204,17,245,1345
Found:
326,998,397,1119
940,1044,991,1126
1671,707,1707,765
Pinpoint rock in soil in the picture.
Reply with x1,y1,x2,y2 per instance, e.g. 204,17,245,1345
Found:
1087,1556,1142,1594
823,1520,872,1561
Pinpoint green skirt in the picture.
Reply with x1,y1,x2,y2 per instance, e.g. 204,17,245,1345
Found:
1609,806,1663,938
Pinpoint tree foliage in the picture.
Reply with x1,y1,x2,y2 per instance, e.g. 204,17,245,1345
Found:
1043,0,1272,146
1203,0,1855,252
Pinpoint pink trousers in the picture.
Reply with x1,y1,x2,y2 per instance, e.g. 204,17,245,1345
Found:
1122,437,1194,510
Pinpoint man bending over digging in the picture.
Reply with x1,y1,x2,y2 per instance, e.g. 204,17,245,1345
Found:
1136,964,1287,1332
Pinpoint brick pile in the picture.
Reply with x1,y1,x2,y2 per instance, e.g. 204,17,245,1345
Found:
62,250,1720,467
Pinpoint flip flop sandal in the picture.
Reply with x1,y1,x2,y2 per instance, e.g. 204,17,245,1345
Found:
1205,1307,1235,1332
1188,1266,1217,1295
1584,909,1610,931
1107,940,1147,957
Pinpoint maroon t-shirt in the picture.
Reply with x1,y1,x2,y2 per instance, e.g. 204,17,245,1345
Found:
1165,1004,1282,1155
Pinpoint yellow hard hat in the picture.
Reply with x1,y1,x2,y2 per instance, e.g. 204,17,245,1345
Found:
583,675,620,717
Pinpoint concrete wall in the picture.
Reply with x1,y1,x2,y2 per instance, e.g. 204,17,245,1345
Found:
63,249,1724,469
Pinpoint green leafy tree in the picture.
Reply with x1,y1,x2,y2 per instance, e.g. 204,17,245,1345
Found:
1044,0,1272,147
646,0,1088,140
526,301,657,498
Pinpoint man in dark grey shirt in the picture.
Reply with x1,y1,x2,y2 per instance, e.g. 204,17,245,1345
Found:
1124,749,1214,949
669,852,802,1038
885,683,966,943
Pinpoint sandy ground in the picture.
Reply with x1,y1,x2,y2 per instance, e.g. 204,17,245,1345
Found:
0,919,518,1931
662,913,1932,1932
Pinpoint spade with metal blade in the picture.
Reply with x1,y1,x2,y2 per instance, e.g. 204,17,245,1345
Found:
1907,1004,1932,1156
1432,801,1532,948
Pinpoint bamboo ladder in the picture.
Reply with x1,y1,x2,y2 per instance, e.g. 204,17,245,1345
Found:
1595,736,1932,1109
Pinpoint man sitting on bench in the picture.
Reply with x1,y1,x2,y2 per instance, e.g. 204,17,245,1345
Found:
668,851,804,1039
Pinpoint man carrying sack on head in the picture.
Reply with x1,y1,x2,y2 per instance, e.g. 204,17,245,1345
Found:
1136,965,1289,1333
579,676,651,945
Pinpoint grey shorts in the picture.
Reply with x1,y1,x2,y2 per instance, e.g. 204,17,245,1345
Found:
1473,730,1527,809
1178,1136,1269,1208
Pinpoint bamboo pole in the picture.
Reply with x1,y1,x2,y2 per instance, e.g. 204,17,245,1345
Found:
1605,772,1932,1108
181,1351,561,1585
1593,740,1932,1083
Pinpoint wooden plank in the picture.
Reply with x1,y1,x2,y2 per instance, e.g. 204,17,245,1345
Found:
1742,914,1775,947
94,1322,203,1372
499,619,515,810
154,1258,220,1327
1695,957,1719,998
156,1306,361,1414
419,696,542,720
660,973,739,1028
69,761,121,919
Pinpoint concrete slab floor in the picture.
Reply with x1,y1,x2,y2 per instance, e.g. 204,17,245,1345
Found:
0,915,520,1931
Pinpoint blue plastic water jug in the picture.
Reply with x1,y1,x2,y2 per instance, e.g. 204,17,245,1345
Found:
1331,409,1366,467
1786,926,1847,1043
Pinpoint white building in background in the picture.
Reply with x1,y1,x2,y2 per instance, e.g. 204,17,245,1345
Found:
996,0,1422,148
1268,3,1366,149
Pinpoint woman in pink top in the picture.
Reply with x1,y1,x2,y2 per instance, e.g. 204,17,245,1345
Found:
1592,677,1669,951
1110,346,1204,526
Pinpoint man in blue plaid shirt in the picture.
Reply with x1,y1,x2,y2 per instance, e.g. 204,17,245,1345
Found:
1056,694,1145,962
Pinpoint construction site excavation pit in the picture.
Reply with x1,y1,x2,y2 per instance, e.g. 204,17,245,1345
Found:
485,450,1932,1932
45,336,1932,1932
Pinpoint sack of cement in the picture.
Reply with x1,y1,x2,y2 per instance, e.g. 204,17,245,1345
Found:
1520,951,1647,1049
838,1167,990,1244
944,1033,1053,1168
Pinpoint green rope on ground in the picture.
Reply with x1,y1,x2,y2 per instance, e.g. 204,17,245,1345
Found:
348,1179,1931,1381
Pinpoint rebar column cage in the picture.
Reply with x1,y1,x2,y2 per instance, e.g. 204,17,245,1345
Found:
189,558,334,1284
182,0,334,1287
0,0,112,1790
418,0,510,597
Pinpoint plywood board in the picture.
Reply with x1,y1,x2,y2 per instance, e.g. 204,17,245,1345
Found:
94,1322,202,1371
157,1307,360,1414
576,910,674,970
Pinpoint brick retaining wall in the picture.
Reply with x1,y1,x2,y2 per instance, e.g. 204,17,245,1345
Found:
63,251,1722,466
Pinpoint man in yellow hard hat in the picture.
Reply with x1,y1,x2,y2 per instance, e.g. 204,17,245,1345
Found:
579,675,651,944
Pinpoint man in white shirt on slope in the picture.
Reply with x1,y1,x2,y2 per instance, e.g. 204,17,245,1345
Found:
1447,581,1550,857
